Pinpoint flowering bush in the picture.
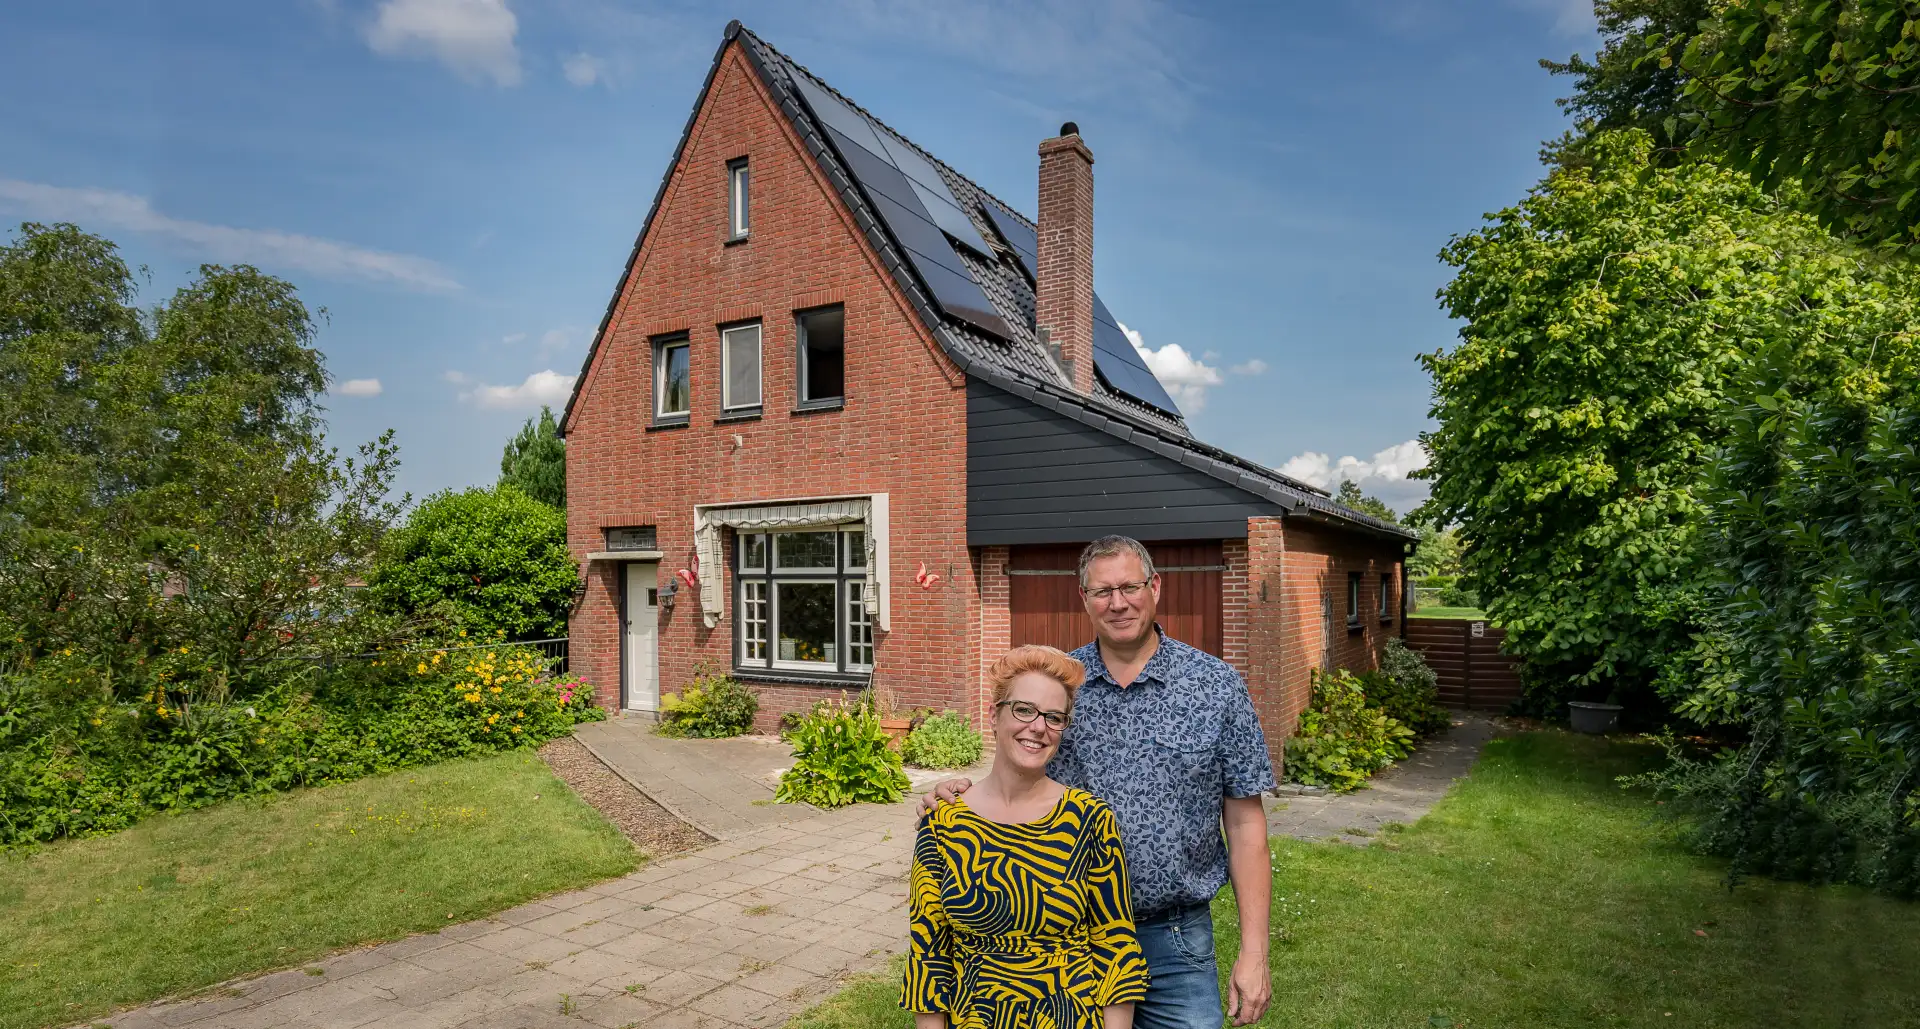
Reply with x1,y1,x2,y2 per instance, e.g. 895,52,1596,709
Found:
0,643,603,847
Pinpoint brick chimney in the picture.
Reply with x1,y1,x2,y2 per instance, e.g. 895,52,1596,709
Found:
1037,122,1095,394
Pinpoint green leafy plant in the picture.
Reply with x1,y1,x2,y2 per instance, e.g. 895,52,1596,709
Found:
1366,639,1451,736
366,484,579,641
500,405,566,509
900,712,982,769
774,698,908,808
656,668,758,739
1286,669,1415,792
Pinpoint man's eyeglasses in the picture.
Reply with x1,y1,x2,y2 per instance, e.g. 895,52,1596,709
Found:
1080,580,1151,603
996,699,1071,732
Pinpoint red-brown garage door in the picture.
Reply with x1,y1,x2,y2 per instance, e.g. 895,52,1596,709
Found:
1009,541,1224,657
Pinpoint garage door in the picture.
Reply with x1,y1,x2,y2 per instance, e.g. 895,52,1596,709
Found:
1008,541,1224,657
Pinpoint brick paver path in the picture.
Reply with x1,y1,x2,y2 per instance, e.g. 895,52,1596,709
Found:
1264,711,1503,844
99,801,916,1029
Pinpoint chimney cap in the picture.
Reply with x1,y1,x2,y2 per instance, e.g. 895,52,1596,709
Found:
1059,121,1079,137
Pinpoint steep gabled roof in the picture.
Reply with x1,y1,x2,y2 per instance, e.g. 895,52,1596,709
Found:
561,22,1414,544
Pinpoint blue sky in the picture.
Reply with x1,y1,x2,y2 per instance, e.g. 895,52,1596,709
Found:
0,0,1597,513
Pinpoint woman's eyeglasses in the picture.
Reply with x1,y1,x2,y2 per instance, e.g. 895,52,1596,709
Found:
1080,580,1150,603
996,699,1071,732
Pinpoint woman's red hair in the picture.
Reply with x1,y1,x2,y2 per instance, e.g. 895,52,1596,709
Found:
986,645,1086,707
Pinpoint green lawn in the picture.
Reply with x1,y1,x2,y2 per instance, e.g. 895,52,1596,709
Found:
787,733,1920,1029
1408,606,1490,620
0,751,638,1029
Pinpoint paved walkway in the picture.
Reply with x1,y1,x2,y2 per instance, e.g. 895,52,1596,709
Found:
1264,711,1504,844
96,714,1498,1029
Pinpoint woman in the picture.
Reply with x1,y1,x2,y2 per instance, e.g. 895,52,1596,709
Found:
902,645,1148,1029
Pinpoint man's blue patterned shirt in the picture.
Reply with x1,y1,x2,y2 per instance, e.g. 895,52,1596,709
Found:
1047,627,1277,920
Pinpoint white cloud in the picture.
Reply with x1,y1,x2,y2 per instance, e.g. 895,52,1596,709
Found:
1117,322,1222,413
366,0,522,86
537,327,576,355
458,368,575,409
0,179,460,292
562,52,607,87
334,378,384,397
1229,358,1268,376
1280,439,1431,513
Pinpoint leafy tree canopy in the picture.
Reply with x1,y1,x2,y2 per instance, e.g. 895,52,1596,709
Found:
1415,131,1920,715
366,484,578,640
500,405,565,509
1555,0,1920,249
1334,479,1398,524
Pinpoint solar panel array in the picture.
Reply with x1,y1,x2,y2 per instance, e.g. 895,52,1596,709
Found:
979,201,1183,418
787,71,1009,340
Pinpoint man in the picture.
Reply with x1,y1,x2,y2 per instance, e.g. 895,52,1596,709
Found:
925,535,1275,1028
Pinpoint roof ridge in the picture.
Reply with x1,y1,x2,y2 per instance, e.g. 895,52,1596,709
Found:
741,26,1037,231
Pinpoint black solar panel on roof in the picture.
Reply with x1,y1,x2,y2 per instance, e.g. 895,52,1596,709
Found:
796,77,1009,340
876,134,995,258
1092,295,1183,416
980,202,1038,281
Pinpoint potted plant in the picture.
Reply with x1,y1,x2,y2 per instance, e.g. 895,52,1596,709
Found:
867,681,913,744
1568,686,1623,735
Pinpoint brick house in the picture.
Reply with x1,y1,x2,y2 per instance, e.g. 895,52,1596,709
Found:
558,22,1417,768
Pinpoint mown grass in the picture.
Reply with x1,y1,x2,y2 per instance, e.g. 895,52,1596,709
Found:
1407,606,1490,621
0,751,637,1029
786,732,1920,1029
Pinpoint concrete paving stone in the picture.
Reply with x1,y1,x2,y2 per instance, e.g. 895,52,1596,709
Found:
587,958,677,991
629,1008,740,1029
609,880,680,906
486,900,566,927
637,913,714,943
149,992,253,1026
683,877,759,901
675,920,764,954
405,940,513,974
451,1001,585,1028
282,989,401,1029
229,967,327,1004
755,855,813,875
354,990,501,1029
574,990,666,1028
480,966,604,1007
498,933,587,965
381,967,485,1008
641,941,730,973
465,925,551,957
435,918,498,943
733,962,827,1003
542,946,647,985
845,889,905,913
555,918,636,948
520,907,605,937
330,955,437,994
314,947,402,980
626,969,725,1008
777,942,866,978
602,902,678,933
651,889,715,914
687,983,783,1023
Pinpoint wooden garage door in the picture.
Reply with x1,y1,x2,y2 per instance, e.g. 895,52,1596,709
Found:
1009,541,1224,657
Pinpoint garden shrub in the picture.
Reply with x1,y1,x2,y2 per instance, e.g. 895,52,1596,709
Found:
0,644,602,847
365,484,579,641
1286,669,1414,792
656,668,758,739
775,699,908,808
900,712,982,769
1367,639,1452,735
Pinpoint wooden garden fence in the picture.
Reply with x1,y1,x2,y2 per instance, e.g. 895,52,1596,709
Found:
1403,618,1522,711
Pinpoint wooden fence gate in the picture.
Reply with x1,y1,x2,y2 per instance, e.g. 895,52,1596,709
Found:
1403,618,1522,711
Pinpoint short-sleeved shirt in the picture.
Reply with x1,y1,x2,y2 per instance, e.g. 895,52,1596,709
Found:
1047,626,1277,920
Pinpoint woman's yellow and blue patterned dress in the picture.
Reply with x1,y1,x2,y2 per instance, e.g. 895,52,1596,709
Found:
901,788,1149,1028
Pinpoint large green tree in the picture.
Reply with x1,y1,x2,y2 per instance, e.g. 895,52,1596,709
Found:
499,405,565,509
1556,0,1920,249
366,484,577,640
1417,131,1920,718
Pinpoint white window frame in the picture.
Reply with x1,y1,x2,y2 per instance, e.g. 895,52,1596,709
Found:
733,528,871,678
846,581,874,671
654,338,691,419
741,581,769,662
720,323,762,411
728,159,750,239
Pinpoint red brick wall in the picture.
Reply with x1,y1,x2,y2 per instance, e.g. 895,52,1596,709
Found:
1244,516,1406,773
564,42,974,729
972,545,1011,730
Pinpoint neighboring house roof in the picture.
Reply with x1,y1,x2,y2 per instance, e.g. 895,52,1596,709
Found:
561,21,1415,544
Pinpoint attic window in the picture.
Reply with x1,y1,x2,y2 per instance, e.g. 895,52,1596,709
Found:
796,306,844,407
728,159,750,240
721,323,763,411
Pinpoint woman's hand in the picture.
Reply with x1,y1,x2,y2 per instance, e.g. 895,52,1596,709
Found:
1100,1003,1134,1029
913,1013,950,1029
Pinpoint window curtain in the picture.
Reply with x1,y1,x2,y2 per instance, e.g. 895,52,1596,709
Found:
692,494,889,631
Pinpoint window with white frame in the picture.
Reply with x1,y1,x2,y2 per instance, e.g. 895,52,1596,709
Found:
721,323,762,411
735,528,872,676
654,336,690,420
728,159,750,239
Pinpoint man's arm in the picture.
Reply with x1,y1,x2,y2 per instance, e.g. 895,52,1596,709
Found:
1222,794,1272,1027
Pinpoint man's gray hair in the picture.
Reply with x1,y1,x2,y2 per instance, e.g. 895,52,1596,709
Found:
1077,535,1157,588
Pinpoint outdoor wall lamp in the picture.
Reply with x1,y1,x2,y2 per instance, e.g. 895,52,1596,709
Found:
659,579,678,610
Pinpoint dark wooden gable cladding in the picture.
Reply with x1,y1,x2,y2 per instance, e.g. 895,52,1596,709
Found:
967,381,1284,546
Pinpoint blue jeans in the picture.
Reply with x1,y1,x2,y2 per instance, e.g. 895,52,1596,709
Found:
1132,903,1224,1029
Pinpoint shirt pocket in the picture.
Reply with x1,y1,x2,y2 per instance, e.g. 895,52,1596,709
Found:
1147,711,1223,787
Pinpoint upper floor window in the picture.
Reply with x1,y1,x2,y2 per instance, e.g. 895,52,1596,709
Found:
653,336,690,421
728,159,750,240
721,323,762,411
796,306,845,406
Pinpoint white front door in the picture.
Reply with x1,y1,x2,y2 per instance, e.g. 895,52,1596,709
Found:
623,563,660,713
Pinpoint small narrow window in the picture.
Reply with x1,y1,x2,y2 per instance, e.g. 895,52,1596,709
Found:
728,159,750,240
653,337,690,420
1346,571,1361,625
721,323,762,411
1379,573,1393,619
796,306,845,406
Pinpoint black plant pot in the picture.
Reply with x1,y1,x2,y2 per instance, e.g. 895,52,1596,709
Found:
1568,701,1622,735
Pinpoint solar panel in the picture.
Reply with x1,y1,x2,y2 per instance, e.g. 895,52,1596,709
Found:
789,73,885,157
1092,294,1182,416
877,134,995,258
980,202,1038,281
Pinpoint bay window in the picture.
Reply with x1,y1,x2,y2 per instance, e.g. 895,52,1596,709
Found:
735,528,872,676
